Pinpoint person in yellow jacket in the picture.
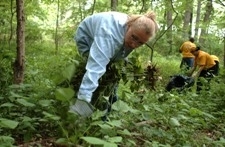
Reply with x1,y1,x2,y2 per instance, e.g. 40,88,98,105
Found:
188,46,218,93
210,55,219,76
179,37,196,70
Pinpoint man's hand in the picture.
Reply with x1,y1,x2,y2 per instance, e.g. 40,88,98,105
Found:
69,99,94,117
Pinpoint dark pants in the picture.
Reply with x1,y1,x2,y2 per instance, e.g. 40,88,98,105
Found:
197,65,218,92
214,61,219,76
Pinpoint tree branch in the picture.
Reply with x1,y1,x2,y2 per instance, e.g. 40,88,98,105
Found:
145,0,178,62
217,0,225,7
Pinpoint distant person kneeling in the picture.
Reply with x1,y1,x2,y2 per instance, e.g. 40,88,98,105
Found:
188,46,218,93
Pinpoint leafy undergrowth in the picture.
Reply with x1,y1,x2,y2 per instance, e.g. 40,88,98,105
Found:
1,47,225,146
1,77,225,147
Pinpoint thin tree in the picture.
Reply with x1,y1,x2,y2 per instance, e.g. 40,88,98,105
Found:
224,36,225,68
194,0,201,40
13,0,25,84
9,0,15,48
165,0,173,54
55,0,60,54
111,0,117,11
199,0,213,44
139,0,150,14
182,0,194,38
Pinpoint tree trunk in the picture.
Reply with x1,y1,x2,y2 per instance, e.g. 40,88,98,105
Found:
199,0,213,44
224,36,225,68
9,0,15,48
166,10,173,54
182,0,194,38
111,0,117,11
164,0,173,54
55,0,60,54
194,0,201,40
140,0,149,14
13,0,25,84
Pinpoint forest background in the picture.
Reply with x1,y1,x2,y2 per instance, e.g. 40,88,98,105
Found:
0,0,225,146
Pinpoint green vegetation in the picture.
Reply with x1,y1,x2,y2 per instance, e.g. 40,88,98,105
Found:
1,42,225,146
1,0,225,146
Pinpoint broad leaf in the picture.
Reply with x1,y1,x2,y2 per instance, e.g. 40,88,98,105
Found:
55,88,74,101
0,136,15,145
107,120,122,128
0,118,19,129
117,129,131,136
38,100,52,107
169,117,181,127
42,111,60,121
107,136,122,143
62,63,75,81
81,136,107,145
0,102,16,108
16,98,35,107
112,100,130,113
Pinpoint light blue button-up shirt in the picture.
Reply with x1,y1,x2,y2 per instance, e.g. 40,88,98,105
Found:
75,12,133,102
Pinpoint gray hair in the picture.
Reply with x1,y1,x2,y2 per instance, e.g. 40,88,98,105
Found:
126,11,158,38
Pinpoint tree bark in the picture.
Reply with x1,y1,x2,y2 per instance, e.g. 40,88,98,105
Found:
13,0,25,84
55,0,60,54
111,0,117,11
182,0,194,38
224,36,225,68
199,0,213,44
166,9,173,54
194,0,201,40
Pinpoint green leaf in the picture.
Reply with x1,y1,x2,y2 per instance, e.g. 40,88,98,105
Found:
177,114,188,120
189,107,202,116
98,124,113,130
202,112,216,119
117,129,131,136
55,138,67,144
0,102,16,108
0,136,15,145
0,118,19,129
38,100,52,107
107,120,122,128
103,142,118,147
108,136,122,143
55,88,74,101
81,137,118,147
112,100,130,113
81,136,107,145
62,63,75,81
16,98,35,107
10,91,22,98
169,117,181,127
153,104,164,113
42,111,60,121
216,137,225,143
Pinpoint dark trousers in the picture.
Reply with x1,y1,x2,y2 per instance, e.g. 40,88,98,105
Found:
214,61,219,76
197,65,218,92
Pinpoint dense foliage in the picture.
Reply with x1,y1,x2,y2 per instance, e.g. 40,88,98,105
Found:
0,0,225,146
1,43,225,146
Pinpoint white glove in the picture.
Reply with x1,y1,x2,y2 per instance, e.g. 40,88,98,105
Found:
69,99,94,117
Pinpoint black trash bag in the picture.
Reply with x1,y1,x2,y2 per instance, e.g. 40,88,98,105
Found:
166,75,195,92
